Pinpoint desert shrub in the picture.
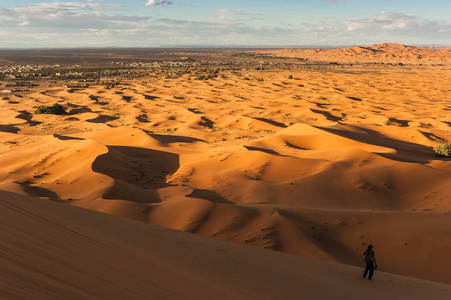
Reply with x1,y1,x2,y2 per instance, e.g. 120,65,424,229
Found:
34,103,65,115
243,76,250,80
288,75,293,79
195,73,217,80
433,143,451,157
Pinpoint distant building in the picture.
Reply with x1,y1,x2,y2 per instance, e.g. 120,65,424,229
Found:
1,88,28,93
63,83,89,89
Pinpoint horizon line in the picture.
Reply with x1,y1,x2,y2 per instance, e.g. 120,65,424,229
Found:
0,44,450,51
1,43,450,51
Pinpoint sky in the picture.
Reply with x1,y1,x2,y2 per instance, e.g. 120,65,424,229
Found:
0,0,450,48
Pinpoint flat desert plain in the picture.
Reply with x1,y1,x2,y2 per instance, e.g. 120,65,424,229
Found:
1,43,451,297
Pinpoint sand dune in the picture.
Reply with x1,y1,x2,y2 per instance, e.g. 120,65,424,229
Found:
262,43,451,63
1,45,451,287
1,190,450,299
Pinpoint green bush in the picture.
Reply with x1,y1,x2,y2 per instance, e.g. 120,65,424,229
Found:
288,75,293,79
34,103,65,115
433,143,451,157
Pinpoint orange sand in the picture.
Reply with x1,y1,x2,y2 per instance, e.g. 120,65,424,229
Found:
1,190,451,299
1,44,451,293
262,43,451,63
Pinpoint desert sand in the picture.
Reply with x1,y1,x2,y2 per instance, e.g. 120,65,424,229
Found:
263,43,451,63
2,190,451,299
1,43,451,296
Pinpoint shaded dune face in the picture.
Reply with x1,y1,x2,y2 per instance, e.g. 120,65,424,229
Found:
92,146,180,202
0,47,451,284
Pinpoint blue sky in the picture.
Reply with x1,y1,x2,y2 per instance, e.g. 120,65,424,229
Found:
0,0,450,48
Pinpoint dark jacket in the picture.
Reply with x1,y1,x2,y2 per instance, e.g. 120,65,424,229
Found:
364,249,376,263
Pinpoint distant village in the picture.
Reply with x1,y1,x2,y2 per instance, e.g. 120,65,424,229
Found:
0,56,300,93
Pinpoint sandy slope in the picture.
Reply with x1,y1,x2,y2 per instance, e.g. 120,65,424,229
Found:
1,44,451,285
1,190,451,300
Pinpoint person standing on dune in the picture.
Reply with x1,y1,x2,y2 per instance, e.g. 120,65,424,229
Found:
363,244,377,280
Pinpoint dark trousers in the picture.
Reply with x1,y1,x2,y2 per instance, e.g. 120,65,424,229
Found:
363,261,374,279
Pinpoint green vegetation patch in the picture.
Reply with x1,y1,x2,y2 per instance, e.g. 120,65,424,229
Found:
433,143,451,157
34,103,66,115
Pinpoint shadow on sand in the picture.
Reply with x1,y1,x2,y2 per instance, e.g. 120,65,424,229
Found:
92,146,180,203
319,125,439,164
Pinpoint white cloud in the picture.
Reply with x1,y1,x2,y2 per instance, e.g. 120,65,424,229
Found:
0,4,449,48
344,11,451,38
0,2,140,28
18,20,30,27
145,0,174,6
212,8,262,16
213,9,248,15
